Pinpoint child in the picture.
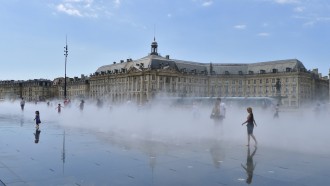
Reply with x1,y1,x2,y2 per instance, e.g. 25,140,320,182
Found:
242,107,258,147
56,103,64,113
34,111,41,130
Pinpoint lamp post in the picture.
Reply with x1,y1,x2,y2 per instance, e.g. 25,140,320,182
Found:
64,37,68,99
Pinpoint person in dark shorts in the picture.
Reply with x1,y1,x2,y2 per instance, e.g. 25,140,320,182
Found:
34,111,41,143
242,107,258,147
34,110,41,130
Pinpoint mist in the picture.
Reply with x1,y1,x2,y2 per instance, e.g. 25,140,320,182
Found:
1,99,329,155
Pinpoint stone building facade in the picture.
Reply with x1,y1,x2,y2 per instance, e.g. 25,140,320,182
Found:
0,40,328,107
0,80,22,100
0,79,52,101
89,39,329,107
53,75,90,100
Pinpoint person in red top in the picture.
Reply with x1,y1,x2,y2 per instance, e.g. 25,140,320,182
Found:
242,107,258,147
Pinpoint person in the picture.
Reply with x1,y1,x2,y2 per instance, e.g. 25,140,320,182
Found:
241,146,257,184
34,111,41,130
20,98,25,111
242,107,258,147
56,103,64,113
64,98,69,106
79,100,85,111
210,98,224,125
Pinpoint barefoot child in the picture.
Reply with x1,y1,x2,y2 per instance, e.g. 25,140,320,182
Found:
242,107,258,147
55,103,64,113
34,111,41,130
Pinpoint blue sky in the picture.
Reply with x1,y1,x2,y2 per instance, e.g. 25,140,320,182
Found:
0,0,329,80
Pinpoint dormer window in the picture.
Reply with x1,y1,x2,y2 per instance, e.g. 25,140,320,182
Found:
225,71,229,75
260,70,265,74
272,69,278,73
238,71,243,75
249,71,254,75
286,68,291,72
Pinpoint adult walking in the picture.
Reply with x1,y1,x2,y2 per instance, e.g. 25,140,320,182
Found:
242,107,258,147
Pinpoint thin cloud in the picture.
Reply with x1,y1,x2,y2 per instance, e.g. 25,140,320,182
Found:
114,0,121,8
294,14,330,27
202,0,213,7
274,0,300,4
258,32,270,37
54,0,118,18
234,24,247,30
57,4,82,17
294,6,305,12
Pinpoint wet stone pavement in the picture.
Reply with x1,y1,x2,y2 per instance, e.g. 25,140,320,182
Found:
0,113,330,186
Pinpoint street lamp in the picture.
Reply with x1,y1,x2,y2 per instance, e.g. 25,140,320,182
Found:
64,37,68,99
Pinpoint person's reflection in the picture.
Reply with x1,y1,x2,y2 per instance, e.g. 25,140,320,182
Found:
34,129,41,143
210,140,225,169
241,146,257,184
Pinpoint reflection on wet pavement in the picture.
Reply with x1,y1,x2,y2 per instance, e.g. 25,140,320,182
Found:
0,113,330,186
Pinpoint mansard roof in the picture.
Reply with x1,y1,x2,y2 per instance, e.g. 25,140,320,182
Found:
211,63,248,75
248,59,306,73
96,54,307,75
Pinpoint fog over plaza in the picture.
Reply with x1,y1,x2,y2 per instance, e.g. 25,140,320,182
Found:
1,98,329,155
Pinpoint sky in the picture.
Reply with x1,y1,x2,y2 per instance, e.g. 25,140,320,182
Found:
0,0,329,80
